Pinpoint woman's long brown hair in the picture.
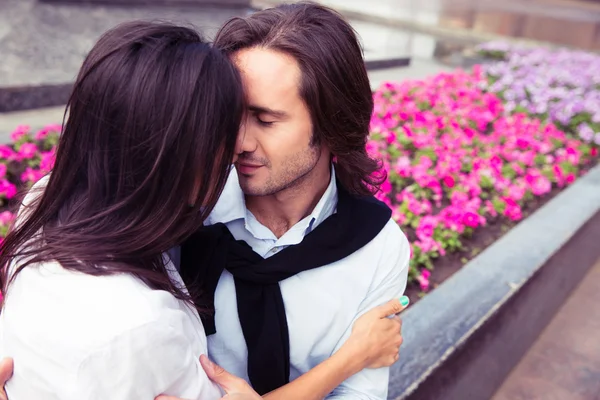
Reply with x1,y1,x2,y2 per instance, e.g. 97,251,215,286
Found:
0,21,244,309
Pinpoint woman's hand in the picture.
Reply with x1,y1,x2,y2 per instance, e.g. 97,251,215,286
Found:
0,357,13,400
200,355,261,400
156,355,261,400
341,296,409,370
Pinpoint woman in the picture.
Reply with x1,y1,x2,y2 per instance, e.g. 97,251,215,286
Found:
0,21,405,400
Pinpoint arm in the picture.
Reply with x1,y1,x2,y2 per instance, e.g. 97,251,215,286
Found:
262,297,405,400
325,221,410,400
263,345,362,400
182,298,406,400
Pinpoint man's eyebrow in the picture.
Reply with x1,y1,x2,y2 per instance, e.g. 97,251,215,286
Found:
248,105,288,119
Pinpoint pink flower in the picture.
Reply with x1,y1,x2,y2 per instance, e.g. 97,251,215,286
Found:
552,165,565,187
392,208,407,225
415,237,445,255
0,211,15,226
394,157,412,178
442,175,456,188
385,130,397,144
365,140,379,156
18,143,39,160
530,175,552,196
485,200,498,217
0,145,14,160
0,180,17,200
450,190,469,206
380,179,392,196
416,216,438,240
40,151,56,173
21,167,44,184
417,270,431,291
462,211,480,228
35,124,62,140
503,198,522,221
507,184,526,201
10,125,30,142
439,206,465,233
405,196,423,216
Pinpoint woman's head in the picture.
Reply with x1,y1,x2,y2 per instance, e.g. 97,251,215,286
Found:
0,21,244,304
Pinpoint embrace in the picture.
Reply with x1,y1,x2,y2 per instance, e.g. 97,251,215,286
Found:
0,2,411,399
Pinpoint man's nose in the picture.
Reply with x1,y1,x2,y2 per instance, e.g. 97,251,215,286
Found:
236,123,258,155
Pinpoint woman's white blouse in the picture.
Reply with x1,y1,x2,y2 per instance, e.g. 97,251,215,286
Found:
0,179,223,400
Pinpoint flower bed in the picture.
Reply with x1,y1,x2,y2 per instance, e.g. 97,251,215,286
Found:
476,41,600,147
0,125,59,242
369,65,598,299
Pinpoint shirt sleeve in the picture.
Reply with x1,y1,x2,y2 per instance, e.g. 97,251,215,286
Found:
69,310,223,400
326,220,410,400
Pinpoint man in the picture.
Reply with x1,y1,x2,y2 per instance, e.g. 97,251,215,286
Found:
176,2,410,398
0,2,410,399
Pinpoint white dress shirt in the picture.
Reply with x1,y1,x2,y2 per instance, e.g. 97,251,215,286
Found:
205,167,410,399
0,177,222,400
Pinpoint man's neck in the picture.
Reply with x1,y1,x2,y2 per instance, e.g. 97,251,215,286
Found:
245,161,331,239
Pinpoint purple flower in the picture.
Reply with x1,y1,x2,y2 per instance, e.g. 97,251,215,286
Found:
578,124,595,142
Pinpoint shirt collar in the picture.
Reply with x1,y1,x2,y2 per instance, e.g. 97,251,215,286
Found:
305,165,337,233
207,165,338,235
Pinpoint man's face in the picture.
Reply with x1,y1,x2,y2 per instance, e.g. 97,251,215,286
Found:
233,47,321,197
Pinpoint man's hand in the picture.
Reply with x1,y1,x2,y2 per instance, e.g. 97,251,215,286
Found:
155,355,261,400
343,297,408,369
0,357,14,400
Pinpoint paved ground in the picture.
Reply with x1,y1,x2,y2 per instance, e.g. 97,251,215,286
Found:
0,0,422,91
492,258,600,400
0,0,250,88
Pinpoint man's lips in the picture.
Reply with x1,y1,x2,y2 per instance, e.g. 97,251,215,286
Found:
236,162,263,174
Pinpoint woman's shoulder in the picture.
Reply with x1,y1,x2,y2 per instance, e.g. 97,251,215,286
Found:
2,260,199,359
1,261,218,400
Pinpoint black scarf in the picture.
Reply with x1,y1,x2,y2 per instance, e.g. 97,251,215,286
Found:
179,181,391,395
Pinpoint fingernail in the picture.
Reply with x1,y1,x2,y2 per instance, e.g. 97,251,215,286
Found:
400,296,410,307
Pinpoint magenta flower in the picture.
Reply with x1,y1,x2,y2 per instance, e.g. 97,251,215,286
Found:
0,180,17,200
0,211,15,226
442,175,455,188
417,270,431,291
21,167,44,184
530,175,552,196
503,198,523,221
416,216,438,240
462,211,481,228
18,143,39,160
35,124,62,141
39,151,56,173
0,146,14,160
10,125,30,142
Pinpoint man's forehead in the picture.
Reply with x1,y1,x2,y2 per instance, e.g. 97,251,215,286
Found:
233,48,300,96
